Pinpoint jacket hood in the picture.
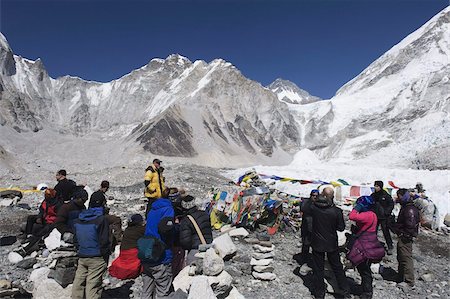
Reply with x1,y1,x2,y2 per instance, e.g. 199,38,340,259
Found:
79,207,104,221
151,198,172,210
314,198,333,209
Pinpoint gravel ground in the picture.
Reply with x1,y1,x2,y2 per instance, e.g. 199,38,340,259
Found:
0,163,449,298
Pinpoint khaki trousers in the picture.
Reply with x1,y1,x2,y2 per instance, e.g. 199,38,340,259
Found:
72,257,107,299
397,237,415,284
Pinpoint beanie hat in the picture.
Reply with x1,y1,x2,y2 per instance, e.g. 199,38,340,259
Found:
129,214,144,225
355,195,374,212
374,181,384,188
181,195,196,210
310,189,319,196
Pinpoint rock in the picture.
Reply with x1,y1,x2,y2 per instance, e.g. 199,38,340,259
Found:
252,271,276,281
257,233,270,241
44,229,61,251
258,241,272,248
213,233,237,259
420,273,435,282
188,276,217,299
207,270,233,297
0,288,20,297
203,248,224,276
0,280,11,290
0,199,14,207
228,228,249,238
173,266,195,292
48,267,76,288
220,225,234,233
17,203,31,210
444,213,450,227
244,238,260,244
253,265,274,273
224,286,246,299
8,252,23,264
299,263,313,275
33,278,72,299
0,235,17,246
17,257,37,269
232,254,251,263
250,258,273,266
30,251,38,258
42,249,50,258
253,244,274,253
29,267,50,283
337,230,350,247
252,251,275,260
62,232,74,243
370,263,381,274
194,252,206,259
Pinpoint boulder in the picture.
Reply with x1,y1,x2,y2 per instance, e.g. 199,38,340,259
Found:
0,199,14,207
244,238,260,244
7,252,23,264
220,225,234,233
252,251,275,260
173,266,195,292
29,267,50,283
44,229,61,251
203,248,224,276
253,265,274,273
0,235,17,246
258,241,272,248
188,276,217,299
213,234,237,259
33,278,72,299
207,270,233,297
228,228,249,238
48,267,76,288
253,244,274,253
252,271,276,281
444,213,450,227
17,257,37,269
250,258,273,266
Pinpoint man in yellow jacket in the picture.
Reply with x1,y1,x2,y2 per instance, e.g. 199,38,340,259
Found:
144,158,165,218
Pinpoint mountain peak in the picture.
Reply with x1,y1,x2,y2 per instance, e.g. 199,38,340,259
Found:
0,32,12,52
268,78,321,104
165,54,192,66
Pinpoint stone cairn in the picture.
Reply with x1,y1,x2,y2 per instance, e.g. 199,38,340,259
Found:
246,233,276,281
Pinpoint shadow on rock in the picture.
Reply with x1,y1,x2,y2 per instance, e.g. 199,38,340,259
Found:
101,281,134,298
380,266,399,282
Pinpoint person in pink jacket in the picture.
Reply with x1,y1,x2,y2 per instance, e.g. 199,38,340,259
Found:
348,196,385,299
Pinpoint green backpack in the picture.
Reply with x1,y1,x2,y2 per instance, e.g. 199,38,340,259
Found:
137,236,166,263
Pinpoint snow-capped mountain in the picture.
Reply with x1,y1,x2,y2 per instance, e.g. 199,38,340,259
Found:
268,78,321,104
0,34,300,169
289,7,450,170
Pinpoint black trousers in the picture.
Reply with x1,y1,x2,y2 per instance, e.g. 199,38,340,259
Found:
312,250,349,298
377,218,393,249
356,260,373,295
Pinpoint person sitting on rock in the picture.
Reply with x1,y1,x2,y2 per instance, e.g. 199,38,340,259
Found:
88,180,110,209
54,169,77,203
54,187,87,234
109,214,145,280
179,195,213,266
72,201,111,299
24,188,60,237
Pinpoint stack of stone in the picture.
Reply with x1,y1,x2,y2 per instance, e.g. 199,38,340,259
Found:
249,234,276,281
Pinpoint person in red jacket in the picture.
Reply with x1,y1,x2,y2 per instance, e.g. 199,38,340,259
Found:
349,196,385,299
25,188,60,236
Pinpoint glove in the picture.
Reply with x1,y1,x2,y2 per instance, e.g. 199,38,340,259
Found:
354,203,364,213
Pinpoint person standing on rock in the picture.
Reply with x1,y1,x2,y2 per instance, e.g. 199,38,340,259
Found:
72,202,111,299
371,180,395,255
297,189,319,264
179,195,213,266
54,169,77,203
348,196,385,299
141,187,174,299
303,187,350,299
392,188,420,289
144,159,165,219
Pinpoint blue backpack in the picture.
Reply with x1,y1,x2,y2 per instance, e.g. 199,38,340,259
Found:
137,236,166,263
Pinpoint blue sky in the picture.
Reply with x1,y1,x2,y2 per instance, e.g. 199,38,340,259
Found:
1,0,448,99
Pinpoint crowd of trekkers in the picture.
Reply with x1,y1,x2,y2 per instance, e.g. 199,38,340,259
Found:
19,160,423,299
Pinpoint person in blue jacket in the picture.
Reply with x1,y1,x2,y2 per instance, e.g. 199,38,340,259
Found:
72,201,111,299
142,187,175,299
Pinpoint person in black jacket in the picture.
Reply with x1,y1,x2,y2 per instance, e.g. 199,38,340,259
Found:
54,188,87,234
371,180,394,254
303,187,350,299
392,189,420,288
297,189,319,264
54,169,77,203
179,195,213,266
89,180,110,209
